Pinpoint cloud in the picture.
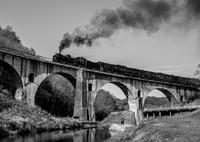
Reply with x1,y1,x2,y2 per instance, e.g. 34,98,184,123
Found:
59,0,200,51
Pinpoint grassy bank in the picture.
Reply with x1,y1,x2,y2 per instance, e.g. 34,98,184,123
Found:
106,109,200,142
0,100,83,137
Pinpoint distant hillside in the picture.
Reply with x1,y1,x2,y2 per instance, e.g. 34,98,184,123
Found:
144,96,170,107
94,89,129,121
0,25,36,55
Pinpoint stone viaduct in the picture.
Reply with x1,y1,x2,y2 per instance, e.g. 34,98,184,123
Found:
0,46,198,125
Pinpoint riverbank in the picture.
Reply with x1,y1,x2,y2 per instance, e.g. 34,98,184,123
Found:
0,100,83,137
106,109,200,142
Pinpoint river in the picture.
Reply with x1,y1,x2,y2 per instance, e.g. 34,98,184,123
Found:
0,128,113,142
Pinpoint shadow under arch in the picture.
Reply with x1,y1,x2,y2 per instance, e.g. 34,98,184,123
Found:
143,88,178,106
0,60,23,90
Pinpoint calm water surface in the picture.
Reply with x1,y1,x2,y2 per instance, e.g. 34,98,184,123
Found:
0,128,112,142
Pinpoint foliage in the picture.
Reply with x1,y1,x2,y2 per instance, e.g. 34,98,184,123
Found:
94,89,129,121
113,95,129,111
0,92,13,112
0,66,16,95
0,25,36,55
194,64,200,79
35,74,75,117
0,67,16,112
0,100,82,136
144,96,170,107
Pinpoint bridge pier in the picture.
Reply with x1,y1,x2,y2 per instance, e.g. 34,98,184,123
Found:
74,69,84,120
87,91,96,121
24,73,38,107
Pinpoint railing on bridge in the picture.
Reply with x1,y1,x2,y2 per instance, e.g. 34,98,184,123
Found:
144,102,200,112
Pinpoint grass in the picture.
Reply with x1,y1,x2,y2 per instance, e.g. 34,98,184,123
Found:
106,109,200,142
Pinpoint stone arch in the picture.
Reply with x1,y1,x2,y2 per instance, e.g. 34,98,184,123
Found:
0,60,23,91
92,81,131,120
95,81,132,101
35,72,76,117
37,72,77,89
54,72,76,88
92,81,135,112
143,88,178,107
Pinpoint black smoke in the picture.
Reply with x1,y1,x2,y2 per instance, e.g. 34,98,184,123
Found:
186,0,200,17
59,0,200,53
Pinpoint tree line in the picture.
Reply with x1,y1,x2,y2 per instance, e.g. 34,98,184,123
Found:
0,25,36,55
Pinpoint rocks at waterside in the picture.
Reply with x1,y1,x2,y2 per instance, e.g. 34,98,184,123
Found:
99,111,136,128
109,123,132,132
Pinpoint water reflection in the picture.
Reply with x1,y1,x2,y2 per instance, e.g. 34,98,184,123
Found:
0,128,111,142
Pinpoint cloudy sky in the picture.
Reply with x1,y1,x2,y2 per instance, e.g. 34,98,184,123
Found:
1,0,199,79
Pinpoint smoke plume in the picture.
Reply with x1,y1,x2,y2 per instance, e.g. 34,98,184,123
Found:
59,0,200,53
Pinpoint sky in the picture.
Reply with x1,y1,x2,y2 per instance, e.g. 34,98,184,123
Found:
0,0,200,99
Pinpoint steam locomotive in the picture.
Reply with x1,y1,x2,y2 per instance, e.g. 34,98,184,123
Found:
52,53,200,87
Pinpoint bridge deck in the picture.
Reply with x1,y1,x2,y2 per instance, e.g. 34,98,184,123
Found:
0,46,199,88
144,103,200,112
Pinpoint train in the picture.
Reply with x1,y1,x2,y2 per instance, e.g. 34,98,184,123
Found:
52,53,200,87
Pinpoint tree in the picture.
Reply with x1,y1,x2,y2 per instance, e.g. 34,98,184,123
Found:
0,25,35,55
5,25,13,31
144,96,170,107
194,64,200,79
94,89,129,121
35,74,75,117
0,67,15,111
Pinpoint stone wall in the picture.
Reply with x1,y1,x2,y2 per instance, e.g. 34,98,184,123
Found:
100,111,136,127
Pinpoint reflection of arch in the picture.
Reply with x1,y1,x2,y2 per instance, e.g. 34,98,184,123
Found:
0,60,23,89
143,88,178,106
